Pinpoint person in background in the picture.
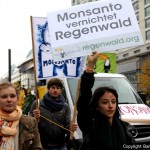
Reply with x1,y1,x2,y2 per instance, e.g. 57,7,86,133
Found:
0,82,42,150
22,89,36,115
30,78,78,150
77,51,134,150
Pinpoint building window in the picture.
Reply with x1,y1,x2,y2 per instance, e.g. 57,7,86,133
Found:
146,30,150,40
133,2,139,11
134,49,140,53
123,71,137,82
145,0,150,5
123,53,129,57
145,6,150,17
135,12,139,21
147,46,150,50
145,18,150,28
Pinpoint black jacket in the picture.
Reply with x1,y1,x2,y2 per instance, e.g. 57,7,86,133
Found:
77,71,133,150
30,94,71,149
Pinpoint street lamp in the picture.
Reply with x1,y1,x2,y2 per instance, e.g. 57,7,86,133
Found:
8,49,11,82
19,69,21,90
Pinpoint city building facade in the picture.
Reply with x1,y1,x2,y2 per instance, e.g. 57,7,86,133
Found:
72,0,150,98
0,0,149,99
0,50,35,90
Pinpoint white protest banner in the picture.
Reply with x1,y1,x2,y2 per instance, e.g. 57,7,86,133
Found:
31,17,86,80
47,0,144,61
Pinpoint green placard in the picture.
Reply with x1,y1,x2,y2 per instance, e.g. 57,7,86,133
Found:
94,53,116,73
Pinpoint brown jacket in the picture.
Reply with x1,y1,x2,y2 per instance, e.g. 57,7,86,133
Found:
19,115,42,150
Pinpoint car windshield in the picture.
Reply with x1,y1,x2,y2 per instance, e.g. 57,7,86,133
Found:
67,76,143,104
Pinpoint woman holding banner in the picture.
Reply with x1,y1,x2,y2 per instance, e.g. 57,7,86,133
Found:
77,51,134,150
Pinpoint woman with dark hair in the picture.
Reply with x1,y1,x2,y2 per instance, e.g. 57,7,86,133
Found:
90,86,120,118
77,51,133,150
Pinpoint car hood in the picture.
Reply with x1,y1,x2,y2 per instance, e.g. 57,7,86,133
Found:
119,104,150,124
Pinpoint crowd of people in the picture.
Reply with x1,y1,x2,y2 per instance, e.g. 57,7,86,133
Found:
0,52,136,150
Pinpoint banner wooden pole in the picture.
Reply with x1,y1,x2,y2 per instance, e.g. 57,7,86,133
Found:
30,16,39,111
70,79,81,140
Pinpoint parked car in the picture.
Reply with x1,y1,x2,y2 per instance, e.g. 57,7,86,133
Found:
62,73,150,143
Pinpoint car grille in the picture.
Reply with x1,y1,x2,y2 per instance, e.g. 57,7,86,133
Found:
133,125,150,144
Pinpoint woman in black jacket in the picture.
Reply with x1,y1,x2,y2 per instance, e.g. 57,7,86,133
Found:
77,51,134,150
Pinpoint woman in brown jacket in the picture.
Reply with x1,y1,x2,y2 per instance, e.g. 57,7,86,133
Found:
0,82,42,150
